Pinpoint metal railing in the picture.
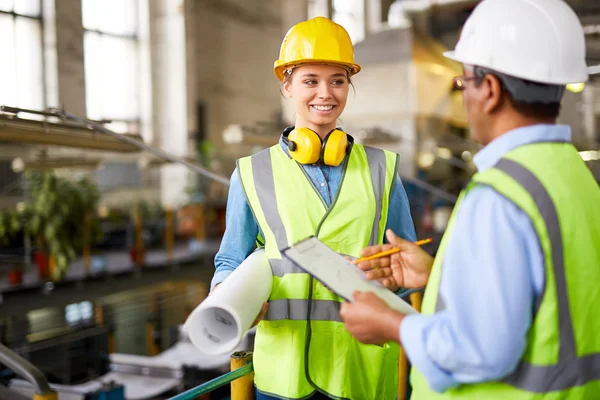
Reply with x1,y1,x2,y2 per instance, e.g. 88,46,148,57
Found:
0,342,58,400
0,106,231,186
169,351,254,400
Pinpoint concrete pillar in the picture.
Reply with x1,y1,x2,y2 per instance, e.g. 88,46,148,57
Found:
581,86,596,144
280,0,308,125
283,0,309,31
138,0,154,144
184,0,198,157
149,0,190,207
47,0,86,116
365,0,382,35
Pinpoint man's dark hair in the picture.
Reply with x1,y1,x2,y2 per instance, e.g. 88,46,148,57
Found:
473,66,563,119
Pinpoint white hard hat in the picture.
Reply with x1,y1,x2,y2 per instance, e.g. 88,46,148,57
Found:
444,0,588,85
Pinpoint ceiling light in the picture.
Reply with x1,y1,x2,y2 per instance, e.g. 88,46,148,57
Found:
566,83,585,93
435,147,453,159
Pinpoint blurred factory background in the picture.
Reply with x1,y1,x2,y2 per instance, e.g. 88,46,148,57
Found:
0,0,599,399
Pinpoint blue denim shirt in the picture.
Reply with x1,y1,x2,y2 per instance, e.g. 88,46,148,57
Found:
400,124,571,392
211,137,417,289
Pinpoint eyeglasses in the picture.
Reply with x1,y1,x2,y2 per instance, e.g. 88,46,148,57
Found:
452,76,479,91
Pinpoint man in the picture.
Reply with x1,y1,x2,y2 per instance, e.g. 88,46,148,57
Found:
340,0,600,398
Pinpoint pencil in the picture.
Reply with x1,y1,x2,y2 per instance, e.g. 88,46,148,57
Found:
351,238,432,264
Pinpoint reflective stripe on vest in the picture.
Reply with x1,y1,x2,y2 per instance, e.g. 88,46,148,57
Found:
266,299,343,322
434,158,600,393
250,150,289,251
364,146,387,247
250,147,391,277
239,143,402,400
248,145,393,320
495,159,600,393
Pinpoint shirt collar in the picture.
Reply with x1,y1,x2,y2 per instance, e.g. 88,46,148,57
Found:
473,124,572,172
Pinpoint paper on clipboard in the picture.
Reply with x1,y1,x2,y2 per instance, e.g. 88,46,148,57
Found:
281,236,418,315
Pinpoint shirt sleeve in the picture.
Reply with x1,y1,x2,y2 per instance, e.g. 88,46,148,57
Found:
399,186,545,392
211,168,260,290
385,174,417,243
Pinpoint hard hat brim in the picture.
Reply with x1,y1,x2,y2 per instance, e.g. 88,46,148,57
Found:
443,50,589,85
274,60,361,81
442,50,458,62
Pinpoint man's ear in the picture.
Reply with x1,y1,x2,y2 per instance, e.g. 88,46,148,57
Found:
483,74,504,114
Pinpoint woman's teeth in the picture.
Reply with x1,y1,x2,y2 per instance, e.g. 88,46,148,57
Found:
312,105,333,111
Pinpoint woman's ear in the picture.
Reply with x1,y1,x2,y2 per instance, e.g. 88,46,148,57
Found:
283,81,293,99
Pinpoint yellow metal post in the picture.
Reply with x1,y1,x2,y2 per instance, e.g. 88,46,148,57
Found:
146,294,160,356
410,292,423,312
164,206,174,262
398,291,424,400
83,213,91,276
48,256,56,281
133,206,144,266
94,302,116,353
108,332,116,354
230,351,254,400
194,204,206,242
33,393,58,400
398,345,409,400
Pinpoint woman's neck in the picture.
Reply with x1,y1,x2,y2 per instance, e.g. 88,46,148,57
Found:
295,121,337,140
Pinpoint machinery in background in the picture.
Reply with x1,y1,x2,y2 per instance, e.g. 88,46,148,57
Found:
4,325,254,400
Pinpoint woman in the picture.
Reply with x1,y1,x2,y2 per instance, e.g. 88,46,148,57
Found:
212,17,416,400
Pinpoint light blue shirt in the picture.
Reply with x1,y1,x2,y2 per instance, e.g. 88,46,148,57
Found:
400,124,572,392
211,137,417,289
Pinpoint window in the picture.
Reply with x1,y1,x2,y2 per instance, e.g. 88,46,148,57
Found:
308,0,329,19
65,301,94,325
0,0,44,111
333,0,365,44
82,0,140,134
307,0,366,44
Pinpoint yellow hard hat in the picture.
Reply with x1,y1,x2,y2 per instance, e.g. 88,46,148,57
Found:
274,17,361,81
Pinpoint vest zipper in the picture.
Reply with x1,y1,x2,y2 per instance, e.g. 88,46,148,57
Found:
304,153,351,400
315,155,350,237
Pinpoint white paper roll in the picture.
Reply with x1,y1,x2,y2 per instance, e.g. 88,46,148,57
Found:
184,248,272,355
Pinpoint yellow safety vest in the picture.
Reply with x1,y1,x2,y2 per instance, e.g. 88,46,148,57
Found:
411,142,600,399
238,142,400,399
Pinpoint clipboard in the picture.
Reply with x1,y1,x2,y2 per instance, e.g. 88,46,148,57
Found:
280,236,418,315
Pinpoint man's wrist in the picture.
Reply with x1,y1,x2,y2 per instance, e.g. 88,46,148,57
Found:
383,308,405,343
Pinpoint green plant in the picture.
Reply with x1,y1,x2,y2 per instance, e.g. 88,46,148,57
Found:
0,209,25,247
195,139,216,194
22,171,103,280
137,200,165,221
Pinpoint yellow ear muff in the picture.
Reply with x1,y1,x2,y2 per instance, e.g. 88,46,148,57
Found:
288,128,322,164
322,129,348,166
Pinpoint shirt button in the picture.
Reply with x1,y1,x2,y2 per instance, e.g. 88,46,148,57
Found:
320,182,325,187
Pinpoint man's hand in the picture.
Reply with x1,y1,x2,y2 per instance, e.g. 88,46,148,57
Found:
357,229,434,291
211,283,268,328
340,291,404,345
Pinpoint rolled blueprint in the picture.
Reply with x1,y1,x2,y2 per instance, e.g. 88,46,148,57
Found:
184,248,272,355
